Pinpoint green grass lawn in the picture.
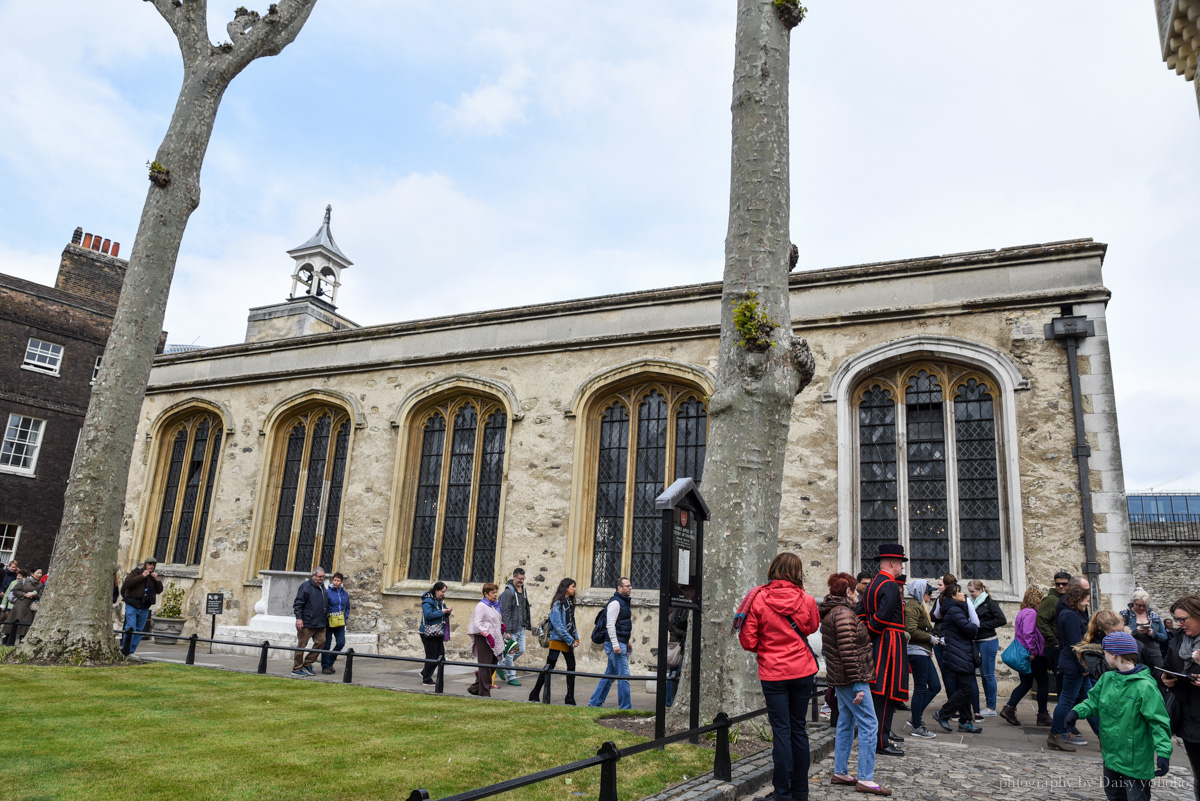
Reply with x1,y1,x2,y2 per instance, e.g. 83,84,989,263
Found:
0,660,714,801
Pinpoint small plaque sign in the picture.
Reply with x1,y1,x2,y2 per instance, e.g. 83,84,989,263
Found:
205,593,224,616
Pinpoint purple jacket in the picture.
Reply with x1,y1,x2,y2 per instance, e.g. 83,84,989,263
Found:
1013,607,1044,656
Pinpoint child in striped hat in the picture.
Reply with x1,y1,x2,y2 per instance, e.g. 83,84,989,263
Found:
1067,631,1173,799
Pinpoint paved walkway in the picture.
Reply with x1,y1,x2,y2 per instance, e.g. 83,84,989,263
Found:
738,701,1197,800
129,637,662,710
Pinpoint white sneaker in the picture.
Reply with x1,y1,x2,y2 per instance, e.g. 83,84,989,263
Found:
979,708,998,717
819,704,831,718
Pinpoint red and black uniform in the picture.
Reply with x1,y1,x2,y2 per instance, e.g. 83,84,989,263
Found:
861,569,909,749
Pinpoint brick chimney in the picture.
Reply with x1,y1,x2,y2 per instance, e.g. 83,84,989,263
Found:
56,225,128,307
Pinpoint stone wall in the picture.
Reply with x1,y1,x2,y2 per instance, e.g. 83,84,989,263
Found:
1130,542,1200,609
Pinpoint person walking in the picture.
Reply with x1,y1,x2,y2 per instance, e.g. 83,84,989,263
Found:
967,579,1006,717
1000,586,1048,727
737,553,821,801
1035,571,1072,726
291,567,329,677
498,568,532,686
321,572,350,675
862,545,910,756
820,572,891,796
120,559,163,654
1,566,22,631
419,581,452,685
528,578,579,705
1,569,39,646
1068,632,1173,801
467,583,505,697
589,577,635,710
930,573,961,708
1048,581,1093,751
1162,594,1200,801
904,579,941,739
932,582,983,734
1121,589,1169,673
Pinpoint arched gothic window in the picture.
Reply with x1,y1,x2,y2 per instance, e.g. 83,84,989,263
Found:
259,405,352,573
148,410,223,566
854,363,1005,580
404,395,509,584
588,384,707,590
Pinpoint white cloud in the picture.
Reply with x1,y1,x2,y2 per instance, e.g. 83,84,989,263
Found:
438,65,532,137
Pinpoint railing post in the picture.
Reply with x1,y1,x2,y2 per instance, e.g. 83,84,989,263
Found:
185,634,198,665
810,683,820,722
257,640,270,674
343,649,355,684
405,790,431,801
541,664,552,704
434,655,445,694
121,627,133,656
713,712,732,782
597,741,620,801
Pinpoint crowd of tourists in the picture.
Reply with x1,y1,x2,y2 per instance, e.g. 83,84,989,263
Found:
730,542,1199,801
1,560,47,646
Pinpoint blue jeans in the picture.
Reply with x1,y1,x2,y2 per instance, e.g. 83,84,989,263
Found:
321,625,346,669
761,675,814,800
833,682,877,782
908,654,941,728
1051,668,1099,735
123,605,151,653
499,629,526,681
588,642,631,709
665,665,682,707
975,638,999,709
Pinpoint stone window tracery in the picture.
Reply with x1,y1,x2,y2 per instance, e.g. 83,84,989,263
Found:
587,383,707,590
403,395,509,584
853,362,1006,581
147,411,223,566
260,404,352,573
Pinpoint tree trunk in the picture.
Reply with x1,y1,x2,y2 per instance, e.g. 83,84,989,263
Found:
12,1,317,665
669,0,813,725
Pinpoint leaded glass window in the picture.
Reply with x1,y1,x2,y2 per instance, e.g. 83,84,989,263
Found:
264,406,352,573
404,396,510,584
854,364,1006,582
589,383,708,590
150,411,223,566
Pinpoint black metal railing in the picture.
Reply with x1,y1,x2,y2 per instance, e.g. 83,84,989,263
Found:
404,706,775,801
1129,514,1200,543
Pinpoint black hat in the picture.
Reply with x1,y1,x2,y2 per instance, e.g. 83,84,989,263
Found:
874,544,908,562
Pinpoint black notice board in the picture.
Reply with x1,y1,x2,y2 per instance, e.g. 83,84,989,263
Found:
205,593,224,616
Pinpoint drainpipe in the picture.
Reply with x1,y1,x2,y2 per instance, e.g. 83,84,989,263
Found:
1045,314,1101,611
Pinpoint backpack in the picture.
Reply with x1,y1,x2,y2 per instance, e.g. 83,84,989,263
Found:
536,616,552,649
590,606,609,644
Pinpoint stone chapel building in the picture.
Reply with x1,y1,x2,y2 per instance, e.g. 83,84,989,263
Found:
115,209,1134,671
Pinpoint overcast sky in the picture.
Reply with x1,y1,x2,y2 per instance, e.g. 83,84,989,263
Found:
1,1,1197,492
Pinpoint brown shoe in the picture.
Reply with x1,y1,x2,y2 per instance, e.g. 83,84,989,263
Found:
1047,733,1076,752
1036,711,1053,727
856,781,893,796
999,705,1021,726
831,774,857,786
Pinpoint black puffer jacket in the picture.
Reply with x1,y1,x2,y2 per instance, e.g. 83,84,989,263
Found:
940,598,979,675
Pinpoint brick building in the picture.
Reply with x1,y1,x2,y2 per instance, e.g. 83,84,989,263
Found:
0,228,127,570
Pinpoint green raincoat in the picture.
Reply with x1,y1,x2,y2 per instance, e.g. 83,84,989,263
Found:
1073,664,1172,780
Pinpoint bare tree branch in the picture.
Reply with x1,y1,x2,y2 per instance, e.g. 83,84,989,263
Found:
143,0,211,62
221,0,317,76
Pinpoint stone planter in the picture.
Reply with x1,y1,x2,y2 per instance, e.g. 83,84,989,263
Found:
151,616,186,644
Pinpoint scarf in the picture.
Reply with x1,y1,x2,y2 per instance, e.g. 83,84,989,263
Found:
1179,631,1199,667
732,585,765,633
483,598,502,614
971,591,988,608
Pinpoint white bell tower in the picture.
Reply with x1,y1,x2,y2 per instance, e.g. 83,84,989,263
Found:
288,204,352,307
244,205,360,344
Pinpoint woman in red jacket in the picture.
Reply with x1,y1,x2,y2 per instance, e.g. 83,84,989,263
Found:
738,552,820,801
